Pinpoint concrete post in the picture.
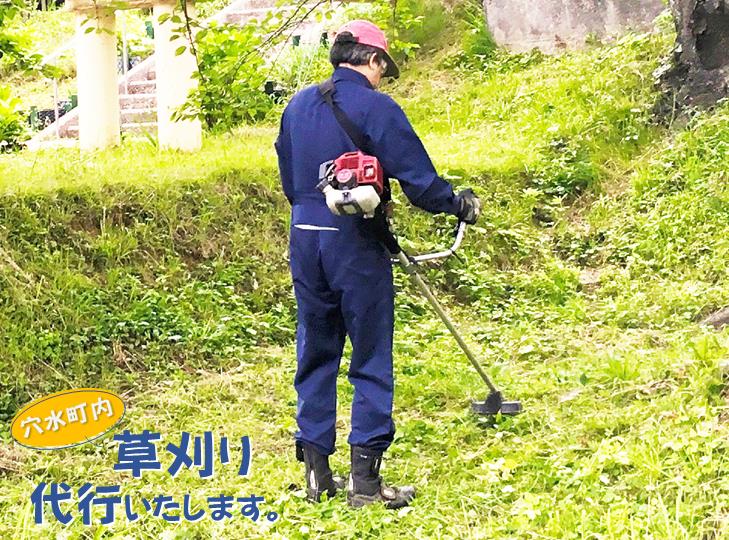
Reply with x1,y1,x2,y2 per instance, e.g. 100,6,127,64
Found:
76,9,120,150
154,0,203,151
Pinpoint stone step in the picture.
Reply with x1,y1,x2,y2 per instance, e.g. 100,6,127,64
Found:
65,121,157,136
219,7,271,23
244,0,279,9
225,6,271,16
127,80,156,94
122,67,156,83
121,108,156,123
217,0,281,15
120,121,158,134
57,117,79,139
120,93,157,108
222,7,325,28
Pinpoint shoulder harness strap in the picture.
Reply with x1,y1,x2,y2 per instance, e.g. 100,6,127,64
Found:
318,78,369,152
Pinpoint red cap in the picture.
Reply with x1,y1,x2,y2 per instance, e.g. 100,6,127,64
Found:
334,20,399,78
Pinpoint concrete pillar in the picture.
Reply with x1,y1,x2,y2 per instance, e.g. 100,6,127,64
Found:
154,0,203,151
76,9,120,150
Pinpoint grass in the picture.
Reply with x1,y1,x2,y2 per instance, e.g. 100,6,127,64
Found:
1,23,729,539
0,127,276,194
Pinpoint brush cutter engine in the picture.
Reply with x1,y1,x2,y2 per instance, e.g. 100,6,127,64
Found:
317,151,384,218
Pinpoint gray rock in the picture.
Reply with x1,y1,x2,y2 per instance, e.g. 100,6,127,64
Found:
702,307,729,329
660,0,729,109
483,0,665,53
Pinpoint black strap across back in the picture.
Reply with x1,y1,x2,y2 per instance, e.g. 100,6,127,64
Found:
318,78,371,153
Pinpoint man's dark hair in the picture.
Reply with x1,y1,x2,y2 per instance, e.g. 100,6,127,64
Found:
329,32,384,69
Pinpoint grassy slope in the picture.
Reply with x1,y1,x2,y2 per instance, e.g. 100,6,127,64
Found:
1,27,729,539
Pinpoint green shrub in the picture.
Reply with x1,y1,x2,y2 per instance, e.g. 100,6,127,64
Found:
268,43,331,95
530,137,598,199
441,0,497,69
0,85,26,152
0,0,45,76
178,22,274,130
118,33,154,62
392,0,446,60
459,0,494,57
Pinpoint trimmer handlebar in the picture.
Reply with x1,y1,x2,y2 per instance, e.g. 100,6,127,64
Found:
409,221,467,262
387,221,467,263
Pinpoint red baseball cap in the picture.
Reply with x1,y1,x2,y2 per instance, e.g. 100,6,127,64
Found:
334,20,400,78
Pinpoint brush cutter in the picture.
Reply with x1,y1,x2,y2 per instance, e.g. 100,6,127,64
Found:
370,215,523,416
315,137,521,415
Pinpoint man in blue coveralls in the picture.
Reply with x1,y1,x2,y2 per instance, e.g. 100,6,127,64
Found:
275,20,481,509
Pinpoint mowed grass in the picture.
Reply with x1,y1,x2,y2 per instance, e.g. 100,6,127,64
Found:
2,320,727,538
1,26,729,539
0,127,277,195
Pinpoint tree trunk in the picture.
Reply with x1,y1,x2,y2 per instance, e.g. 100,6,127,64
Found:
661,0,729,109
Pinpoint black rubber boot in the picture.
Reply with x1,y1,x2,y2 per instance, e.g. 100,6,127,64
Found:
347,446,416,509
296,442,345,502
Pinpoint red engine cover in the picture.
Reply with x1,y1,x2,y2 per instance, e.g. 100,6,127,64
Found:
333,151,384,195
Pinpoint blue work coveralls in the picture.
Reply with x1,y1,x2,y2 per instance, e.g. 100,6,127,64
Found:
275,67,459,456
